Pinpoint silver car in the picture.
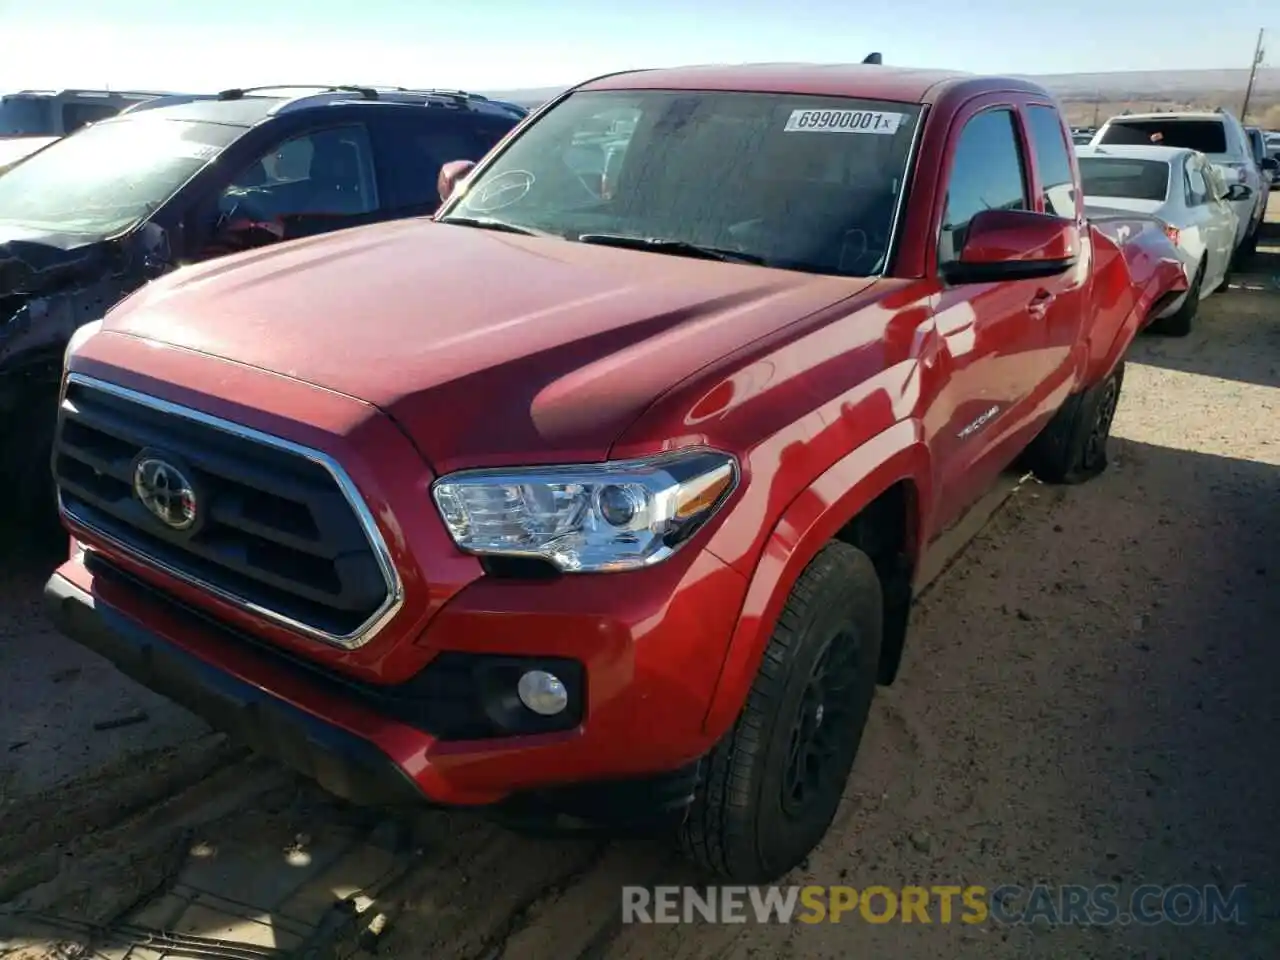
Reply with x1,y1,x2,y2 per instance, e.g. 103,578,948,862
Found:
1077,144,1239,334
1091,111,1266,256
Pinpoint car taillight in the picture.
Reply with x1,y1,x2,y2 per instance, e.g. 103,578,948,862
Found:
1163,224,1180,246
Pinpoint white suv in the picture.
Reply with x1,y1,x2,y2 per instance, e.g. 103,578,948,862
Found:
1093,110,1269,258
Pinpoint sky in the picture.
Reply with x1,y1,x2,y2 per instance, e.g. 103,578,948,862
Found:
0,0,1276,94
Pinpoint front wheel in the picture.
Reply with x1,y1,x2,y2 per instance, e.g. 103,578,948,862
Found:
679,542,883,883
0,384,63,548
1023,362,1125,485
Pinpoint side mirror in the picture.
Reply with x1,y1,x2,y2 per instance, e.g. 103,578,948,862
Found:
1225,183,1253,202
438,159,476,204
1260,156,1278,173
944,209,1079,284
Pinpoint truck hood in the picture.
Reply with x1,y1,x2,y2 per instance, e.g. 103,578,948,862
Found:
102,219,872,471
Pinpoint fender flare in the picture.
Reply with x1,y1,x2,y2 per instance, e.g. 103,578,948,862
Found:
701,419,931,740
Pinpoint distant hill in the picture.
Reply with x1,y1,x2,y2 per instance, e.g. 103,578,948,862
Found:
480,67,1280,108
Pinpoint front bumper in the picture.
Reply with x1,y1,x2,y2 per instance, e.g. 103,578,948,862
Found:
44,546,736,824
44,568,423,807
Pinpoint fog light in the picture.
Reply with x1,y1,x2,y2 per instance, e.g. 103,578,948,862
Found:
517,670,569,716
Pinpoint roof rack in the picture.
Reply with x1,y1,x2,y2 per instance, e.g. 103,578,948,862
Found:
217,84,381,101
203,84,513,117
862,52,883,65
119,93,224,115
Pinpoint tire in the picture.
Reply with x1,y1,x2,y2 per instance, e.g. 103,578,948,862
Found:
1148,258,1202,337
679,541,883,883
0,384,63,547
1241,225,1259,259
1023,362,1125,485
1233,226,1258,268
1212,257,1232,294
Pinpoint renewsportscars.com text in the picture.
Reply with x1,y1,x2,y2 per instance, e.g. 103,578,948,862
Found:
621,884,1250,926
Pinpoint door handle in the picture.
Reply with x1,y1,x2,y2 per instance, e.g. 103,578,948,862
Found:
1028,289,1055,320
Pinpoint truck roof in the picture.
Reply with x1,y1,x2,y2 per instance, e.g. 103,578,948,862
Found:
579,62,1052,105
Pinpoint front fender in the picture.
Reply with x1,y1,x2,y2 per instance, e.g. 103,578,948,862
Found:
701,418,929,739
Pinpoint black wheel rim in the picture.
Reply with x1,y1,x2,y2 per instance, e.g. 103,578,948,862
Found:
781,629,861,817
1083,376,1119,468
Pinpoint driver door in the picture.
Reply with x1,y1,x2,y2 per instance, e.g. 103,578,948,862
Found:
191,123,383,259
927,101,1050,532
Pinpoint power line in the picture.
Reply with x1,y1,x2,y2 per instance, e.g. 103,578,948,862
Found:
1240,28,1264,121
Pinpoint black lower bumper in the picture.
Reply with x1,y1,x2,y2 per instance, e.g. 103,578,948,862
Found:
43,571,425,807
43,571,701,830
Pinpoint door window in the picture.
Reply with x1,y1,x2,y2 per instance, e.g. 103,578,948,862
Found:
938,108,1029,266
1185,161,1209,206
1025,105,1076,217
217,124,379,234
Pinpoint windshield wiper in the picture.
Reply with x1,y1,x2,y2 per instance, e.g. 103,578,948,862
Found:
437,216,541,236
575,234,765,265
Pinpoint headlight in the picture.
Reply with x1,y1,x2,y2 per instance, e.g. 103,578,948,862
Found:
64,319,104,365
431,450,738,572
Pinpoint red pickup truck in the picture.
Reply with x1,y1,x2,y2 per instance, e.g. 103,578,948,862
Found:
45,63,1186,883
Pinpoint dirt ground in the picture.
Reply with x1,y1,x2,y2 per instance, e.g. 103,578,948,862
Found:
1,199,1278,960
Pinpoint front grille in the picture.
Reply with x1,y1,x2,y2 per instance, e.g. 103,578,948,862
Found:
53,374,400,647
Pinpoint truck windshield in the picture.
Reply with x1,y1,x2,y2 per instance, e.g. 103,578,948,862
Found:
0,117,239,239
439,90,921,277
1078,157,1170,202
0,96,53,136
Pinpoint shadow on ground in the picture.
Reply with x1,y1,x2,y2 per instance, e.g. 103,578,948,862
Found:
1129,230,1280,389
591,437,1280,959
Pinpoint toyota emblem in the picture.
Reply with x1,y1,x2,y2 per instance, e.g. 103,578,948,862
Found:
133,456,199,531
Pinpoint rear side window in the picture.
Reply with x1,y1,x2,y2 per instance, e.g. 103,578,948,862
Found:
0,96,52,136
1097,119,1227,156
1078,158,1170,202
1025,106,1076,217
1246,128,1265,162
938,108,1028,265
376,114,511,211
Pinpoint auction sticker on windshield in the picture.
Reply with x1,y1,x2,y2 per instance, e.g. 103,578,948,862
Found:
784,109,906,134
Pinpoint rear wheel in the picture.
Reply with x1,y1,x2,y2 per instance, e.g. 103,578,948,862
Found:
1149,258,1202,337
679,542,882,883
1023,362,1125,485
1240,225,1259,260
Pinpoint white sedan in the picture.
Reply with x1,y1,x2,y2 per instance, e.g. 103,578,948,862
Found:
1076,144,1239,335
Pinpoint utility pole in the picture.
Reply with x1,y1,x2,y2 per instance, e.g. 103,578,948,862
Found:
1240,28,1264,122
1091,89,1101,128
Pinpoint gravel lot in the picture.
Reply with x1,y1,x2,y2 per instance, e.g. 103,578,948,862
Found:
2,198,1277,960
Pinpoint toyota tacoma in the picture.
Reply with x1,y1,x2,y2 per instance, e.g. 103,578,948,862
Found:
45,63,1187,883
